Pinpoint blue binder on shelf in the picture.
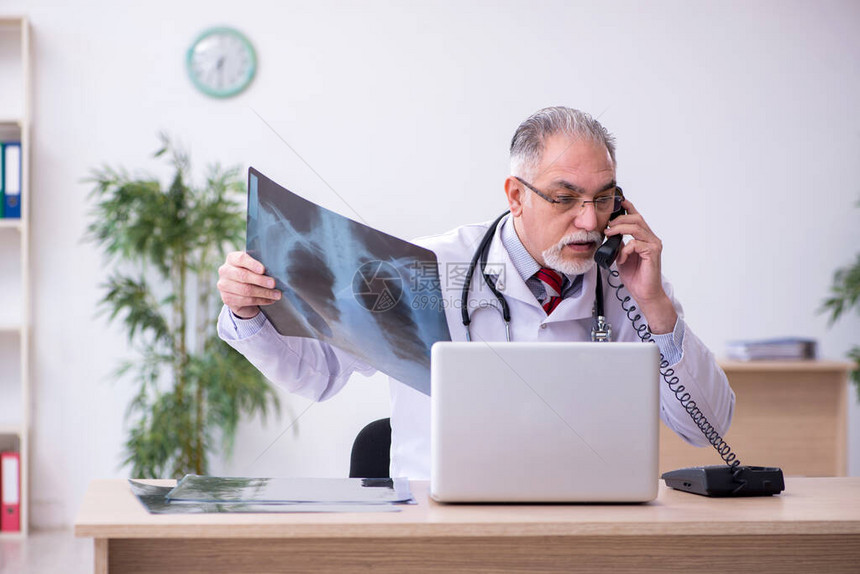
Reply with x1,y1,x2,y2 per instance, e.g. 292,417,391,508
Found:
0,141,5,218
0,142,5,218
3,142,21,219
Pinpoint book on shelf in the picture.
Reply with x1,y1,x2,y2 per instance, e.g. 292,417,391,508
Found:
0,141,4,218
725,337,817,361
1,142,21,219
1,451,20,532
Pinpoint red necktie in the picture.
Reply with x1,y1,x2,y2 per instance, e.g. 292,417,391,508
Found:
535,268,563,315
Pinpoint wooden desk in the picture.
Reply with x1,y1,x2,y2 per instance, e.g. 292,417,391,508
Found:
659,360,852,476
75,478,860,574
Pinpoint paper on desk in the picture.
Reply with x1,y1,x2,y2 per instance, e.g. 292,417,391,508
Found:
129,480,408,514
246,168,452,396
166,475,414,504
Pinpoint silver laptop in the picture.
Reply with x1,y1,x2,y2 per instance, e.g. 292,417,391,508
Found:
430,342,660,503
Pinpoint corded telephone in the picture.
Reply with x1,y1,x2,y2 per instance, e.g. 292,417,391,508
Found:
594,195,785,497
593,195,626,270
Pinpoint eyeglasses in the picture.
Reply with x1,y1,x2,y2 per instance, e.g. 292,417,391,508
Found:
515,176,624,215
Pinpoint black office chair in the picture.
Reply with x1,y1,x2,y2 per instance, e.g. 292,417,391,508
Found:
349,418,391,478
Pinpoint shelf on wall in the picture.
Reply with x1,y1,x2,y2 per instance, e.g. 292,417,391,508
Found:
0,424,22,436
0,220,24,230
0,532,25,540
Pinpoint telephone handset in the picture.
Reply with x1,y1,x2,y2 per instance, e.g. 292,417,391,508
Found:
594,192,784,496
594,200,626,270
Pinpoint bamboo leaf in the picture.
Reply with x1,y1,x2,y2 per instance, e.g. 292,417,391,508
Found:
98,273,172,345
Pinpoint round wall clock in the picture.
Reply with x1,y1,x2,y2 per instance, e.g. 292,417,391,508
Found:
186,27,257,98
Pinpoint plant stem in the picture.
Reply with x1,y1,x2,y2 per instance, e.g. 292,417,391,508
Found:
173,248,192,474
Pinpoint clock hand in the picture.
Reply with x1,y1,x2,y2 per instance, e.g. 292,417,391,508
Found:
216,56,225,88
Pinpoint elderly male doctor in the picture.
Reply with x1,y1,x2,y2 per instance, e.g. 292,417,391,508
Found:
217,106,735,479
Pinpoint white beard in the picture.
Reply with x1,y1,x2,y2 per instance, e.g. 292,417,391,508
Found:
541,230,604,275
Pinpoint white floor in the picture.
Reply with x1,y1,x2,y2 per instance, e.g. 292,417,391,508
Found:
0,529,93,574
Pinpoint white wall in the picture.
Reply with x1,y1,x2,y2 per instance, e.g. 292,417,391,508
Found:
5,0,858,527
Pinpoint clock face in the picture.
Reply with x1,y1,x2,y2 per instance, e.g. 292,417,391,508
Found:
186,27,257,98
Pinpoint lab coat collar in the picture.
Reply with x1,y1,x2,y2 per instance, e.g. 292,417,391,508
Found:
483,221,596,322
483,220,538,306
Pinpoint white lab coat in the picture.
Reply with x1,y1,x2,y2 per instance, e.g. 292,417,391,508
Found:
218,218,735,480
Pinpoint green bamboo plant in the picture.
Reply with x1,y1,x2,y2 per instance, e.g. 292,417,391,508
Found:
86,135,280,478
821,199,860,399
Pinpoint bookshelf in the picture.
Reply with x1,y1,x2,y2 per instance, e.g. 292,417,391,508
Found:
0,15,30,537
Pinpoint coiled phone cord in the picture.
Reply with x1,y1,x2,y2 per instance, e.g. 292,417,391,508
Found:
605,268,741,470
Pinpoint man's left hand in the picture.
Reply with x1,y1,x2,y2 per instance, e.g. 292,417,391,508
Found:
603,199,678,334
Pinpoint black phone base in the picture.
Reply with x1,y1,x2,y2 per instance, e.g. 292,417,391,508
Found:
661,465,785,497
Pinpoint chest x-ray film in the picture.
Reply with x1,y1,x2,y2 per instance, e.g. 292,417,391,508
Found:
246,168,451,395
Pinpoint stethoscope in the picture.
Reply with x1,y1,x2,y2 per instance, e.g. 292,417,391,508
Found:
459,211,612,342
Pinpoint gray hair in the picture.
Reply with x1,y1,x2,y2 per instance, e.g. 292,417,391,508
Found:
510,107,616,179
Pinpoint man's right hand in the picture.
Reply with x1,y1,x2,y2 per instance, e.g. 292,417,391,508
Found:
217,251,282,319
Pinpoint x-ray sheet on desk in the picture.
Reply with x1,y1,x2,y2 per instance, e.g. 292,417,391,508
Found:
128,480,408,514
167,476,414,504
246,167,451,395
